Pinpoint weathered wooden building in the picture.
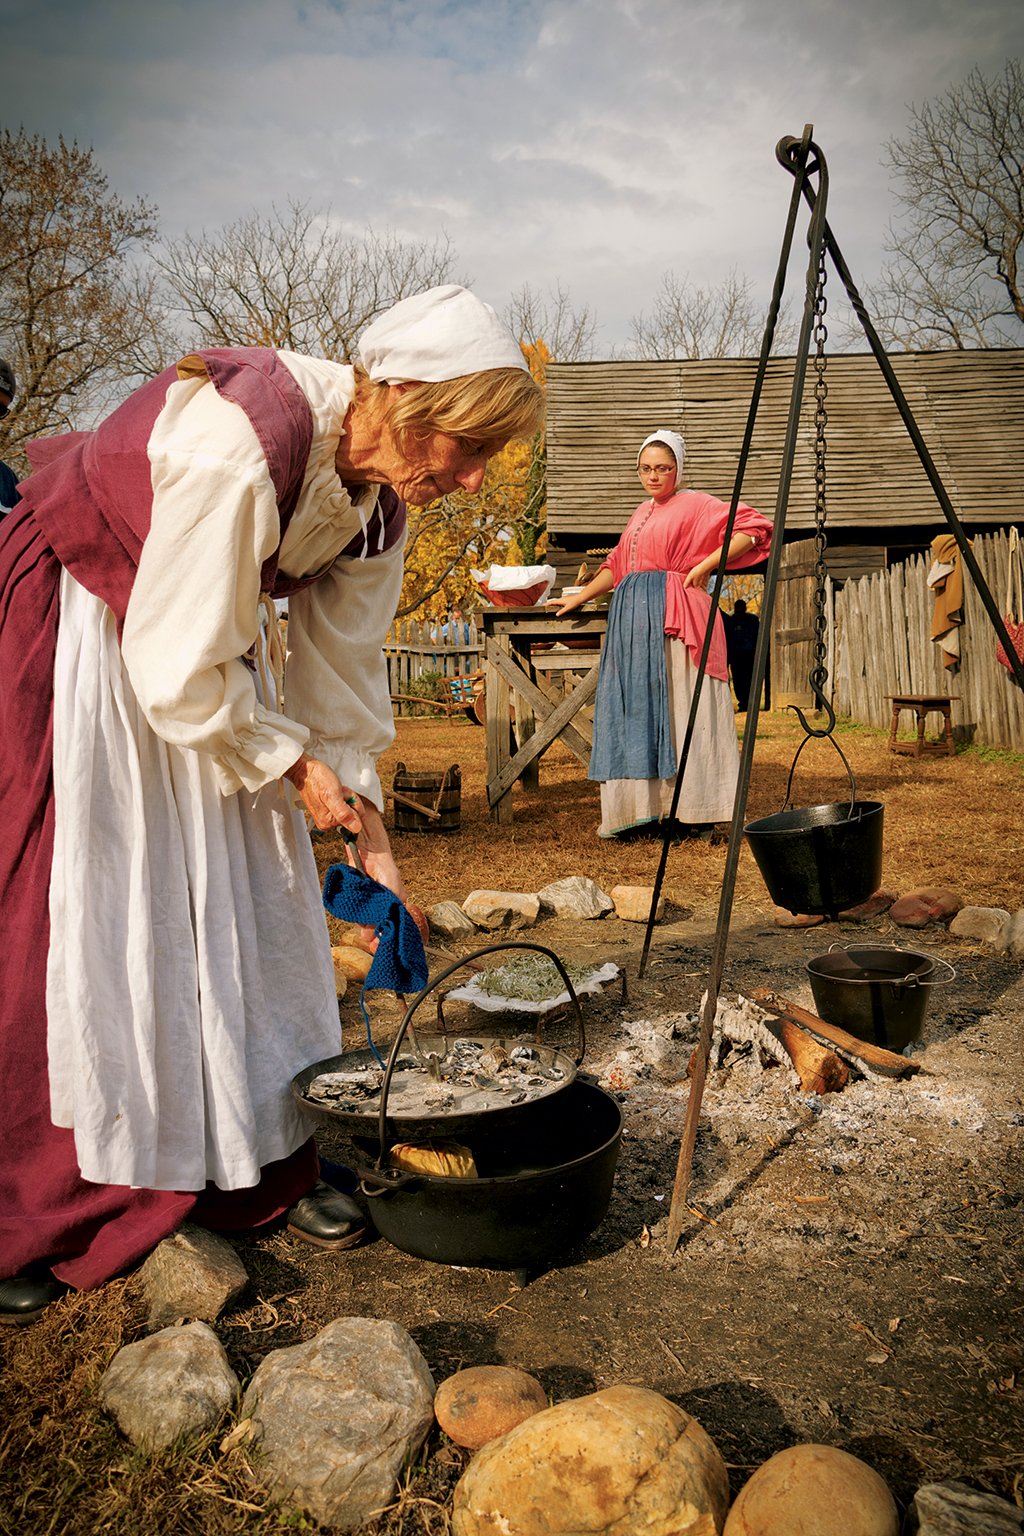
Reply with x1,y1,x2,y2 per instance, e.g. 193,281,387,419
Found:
545,350,1024,740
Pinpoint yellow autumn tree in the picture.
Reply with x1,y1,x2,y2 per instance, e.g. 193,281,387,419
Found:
397,338,549,621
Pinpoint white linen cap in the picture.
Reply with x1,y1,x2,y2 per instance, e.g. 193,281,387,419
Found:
637,429,686,486
357,284,528,385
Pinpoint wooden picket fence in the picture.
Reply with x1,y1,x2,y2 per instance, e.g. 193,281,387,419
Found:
833,530,1024,751
383,534,1024,747
385,618,483,716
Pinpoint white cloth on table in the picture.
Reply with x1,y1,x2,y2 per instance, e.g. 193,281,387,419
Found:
45,352,404,1191
598,637,739,835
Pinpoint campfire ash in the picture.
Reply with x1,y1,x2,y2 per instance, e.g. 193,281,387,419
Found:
303,1038,571,1121
588,991,920,1101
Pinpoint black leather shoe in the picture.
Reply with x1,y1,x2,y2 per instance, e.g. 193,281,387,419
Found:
0,1271,67,1326
285,1180,368,1250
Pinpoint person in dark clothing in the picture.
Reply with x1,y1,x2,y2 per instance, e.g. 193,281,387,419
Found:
0,356,20,518
724,598,760,711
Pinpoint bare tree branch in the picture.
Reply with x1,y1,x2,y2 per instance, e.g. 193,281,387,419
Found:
628,269,789,359
861,58,1024,349
504,280,596,361
0,129,160,467
155,201,459,358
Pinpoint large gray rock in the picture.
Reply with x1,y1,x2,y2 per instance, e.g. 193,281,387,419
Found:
99,1321,239,1451
1006,910,1024,961
427,900,478,939
948,905,1012,949
537,876,613,920
139,1223,248,1329
453,1385,728,1535
907,1479,1024,1533
241,1317,435,1531
462,890,540,930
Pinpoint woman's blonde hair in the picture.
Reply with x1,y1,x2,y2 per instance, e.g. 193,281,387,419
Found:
356,366,545,456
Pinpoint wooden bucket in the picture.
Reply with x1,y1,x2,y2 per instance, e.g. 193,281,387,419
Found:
392,762,461,833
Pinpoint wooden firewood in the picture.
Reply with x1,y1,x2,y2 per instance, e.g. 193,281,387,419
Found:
750,988,921,1079
775,1016,850,1094
703,996,848,1093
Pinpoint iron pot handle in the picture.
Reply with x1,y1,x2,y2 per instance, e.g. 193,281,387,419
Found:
374,940,587,1167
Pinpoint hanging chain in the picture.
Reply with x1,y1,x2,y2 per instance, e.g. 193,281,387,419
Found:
784,239,841,790
808,248,831,714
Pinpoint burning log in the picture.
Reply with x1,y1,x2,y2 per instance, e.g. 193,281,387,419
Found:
749,988,921,1080
698,996,849,1094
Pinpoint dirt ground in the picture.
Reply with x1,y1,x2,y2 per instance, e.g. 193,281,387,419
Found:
2,710,1023,1533
304,712,1024,1523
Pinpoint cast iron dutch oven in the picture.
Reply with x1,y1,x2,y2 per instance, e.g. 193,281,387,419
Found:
294,942,623,1275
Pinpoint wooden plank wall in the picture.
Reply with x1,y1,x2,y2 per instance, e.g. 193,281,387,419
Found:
546,351,1024,542
770,541,888,705
834,530,1024,750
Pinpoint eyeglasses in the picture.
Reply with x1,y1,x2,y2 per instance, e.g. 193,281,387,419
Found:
638,464,676,477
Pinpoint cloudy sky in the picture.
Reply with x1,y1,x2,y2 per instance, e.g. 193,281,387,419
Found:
4,0,1022,353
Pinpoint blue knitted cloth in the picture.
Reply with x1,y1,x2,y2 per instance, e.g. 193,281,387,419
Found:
322,863,428,994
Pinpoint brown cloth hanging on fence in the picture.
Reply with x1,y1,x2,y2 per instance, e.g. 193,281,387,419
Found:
927,532,970,673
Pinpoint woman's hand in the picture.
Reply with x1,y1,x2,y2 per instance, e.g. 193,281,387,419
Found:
682,556,717,591
547,593,587,616
546,567,615,615
287,760,429,945
285,753,362,833
684,532,756,590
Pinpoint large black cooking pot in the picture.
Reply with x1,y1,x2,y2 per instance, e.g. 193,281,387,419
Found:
353,1076,622,1271
744,799,884,918
296,942,620,1273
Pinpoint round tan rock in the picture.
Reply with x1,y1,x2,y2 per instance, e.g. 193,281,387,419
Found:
723,1443,899,1535
435,1365,547,1450
452,1384,729,1535
331,944,372,984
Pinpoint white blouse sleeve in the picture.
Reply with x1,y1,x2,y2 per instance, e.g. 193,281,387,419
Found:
283,537,405,812
122,380,310,795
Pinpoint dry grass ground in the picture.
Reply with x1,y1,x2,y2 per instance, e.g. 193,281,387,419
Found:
1,708,1020,1536
348,707,1023,921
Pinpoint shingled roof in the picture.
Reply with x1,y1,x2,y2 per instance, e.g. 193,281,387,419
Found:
546,349,1024,545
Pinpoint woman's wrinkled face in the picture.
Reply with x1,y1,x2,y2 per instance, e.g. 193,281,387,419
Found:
381,426,491,507
637,447,679,503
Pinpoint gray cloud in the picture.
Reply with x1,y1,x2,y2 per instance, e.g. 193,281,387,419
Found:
4,0,1022,351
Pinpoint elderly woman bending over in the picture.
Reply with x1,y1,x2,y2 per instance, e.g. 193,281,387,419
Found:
0,285,544,1323
552,429,771,839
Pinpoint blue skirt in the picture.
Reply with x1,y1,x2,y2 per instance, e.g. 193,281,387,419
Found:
588,571,676,782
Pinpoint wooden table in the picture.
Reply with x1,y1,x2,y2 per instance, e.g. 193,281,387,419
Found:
886,693,958,757
482,607,608,824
